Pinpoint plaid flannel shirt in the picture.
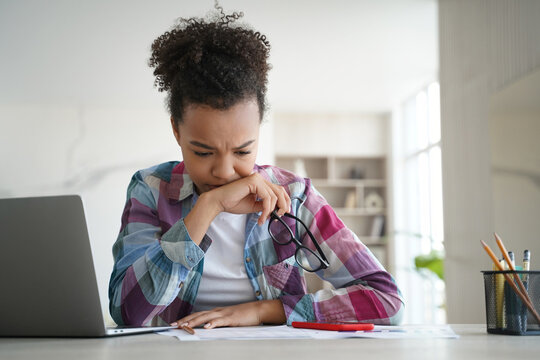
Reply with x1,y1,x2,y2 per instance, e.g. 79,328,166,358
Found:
109,161,404,326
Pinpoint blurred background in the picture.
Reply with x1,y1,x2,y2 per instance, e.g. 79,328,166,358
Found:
1,0,539,326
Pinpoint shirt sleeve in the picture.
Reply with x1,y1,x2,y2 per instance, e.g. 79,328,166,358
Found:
108,171,210,326
279,181,404,325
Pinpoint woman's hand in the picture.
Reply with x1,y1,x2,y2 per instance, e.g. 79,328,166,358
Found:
170,300,286,329
205,173,291,225
183,173,290,245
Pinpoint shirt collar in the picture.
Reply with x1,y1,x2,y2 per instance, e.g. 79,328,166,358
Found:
163,162,194,201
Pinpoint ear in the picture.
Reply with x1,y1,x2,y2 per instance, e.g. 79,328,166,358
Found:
171,117,181,145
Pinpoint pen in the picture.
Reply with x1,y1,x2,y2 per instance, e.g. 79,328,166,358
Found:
523,250,530,283
523,250,530,271
508,251,515,269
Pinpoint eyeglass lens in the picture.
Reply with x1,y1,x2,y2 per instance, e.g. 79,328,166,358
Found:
296,246,321,272
269,215,323,272
268,216,294,245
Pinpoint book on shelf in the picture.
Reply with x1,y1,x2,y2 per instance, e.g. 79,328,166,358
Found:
370,215,385,237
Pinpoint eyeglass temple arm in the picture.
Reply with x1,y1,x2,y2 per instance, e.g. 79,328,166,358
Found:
283,212,330,265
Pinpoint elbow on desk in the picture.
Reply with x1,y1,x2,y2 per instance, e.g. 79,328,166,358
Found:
369,292,405,325
387,302,404,325
110,306,125,326
388,295,405,325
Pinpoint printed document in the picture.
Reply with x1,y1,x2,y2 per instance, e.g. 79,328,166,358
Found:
158,324,459,341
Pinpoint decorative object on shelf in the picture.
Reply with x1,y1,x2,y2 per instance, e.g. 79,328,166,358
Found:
344,190,357,209
365,191,384,210
350,166,365,179
294,159,308,178
370,215,385,237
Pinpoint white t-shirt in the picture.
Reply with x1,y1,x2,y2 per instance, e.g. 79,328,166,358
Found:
192,212,257,312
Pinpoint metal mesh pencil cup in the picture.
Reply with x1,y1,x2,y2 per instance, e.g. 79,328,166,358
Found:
482,270,540,335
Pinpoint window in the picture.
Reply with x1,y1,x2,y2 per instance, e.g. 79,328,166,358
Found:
392,82,445,324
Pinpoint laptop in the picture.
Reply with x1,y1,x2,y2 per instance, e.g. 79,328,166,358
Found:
0,195,175,337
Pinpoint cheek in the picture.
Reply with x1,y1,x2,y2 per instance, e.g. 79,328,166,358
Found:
183,154,208,180
235,155,257,177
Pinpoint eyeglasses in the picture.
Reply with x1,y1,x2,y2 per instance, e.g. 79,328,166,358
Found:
268,211,330,272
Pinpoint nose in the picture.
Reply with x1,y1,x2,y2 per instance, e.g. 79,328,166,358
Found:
211,155,236,181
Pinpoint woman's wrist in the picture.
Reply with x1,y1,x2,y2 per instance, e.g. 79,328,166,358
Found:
183,192,222,245
258,299,286,324
197,191,224,215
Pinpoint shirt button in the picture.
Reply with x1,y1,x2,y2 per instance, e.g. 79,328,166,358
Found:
285,263,289,268
178,282,184,289
255,290,261,297
246,257,251,262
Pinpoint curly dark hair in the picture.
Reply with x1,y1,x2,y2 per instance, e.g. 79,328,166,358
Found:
148,4,271,125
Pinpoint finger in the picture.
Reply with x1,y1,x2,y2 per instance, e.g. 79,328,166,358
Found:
259,190,271,225
259,187,276,225
184,309,227,328
268,190,278,217
274,186,290,216
171,310,211,327
203,316,230,329
286,191,292,213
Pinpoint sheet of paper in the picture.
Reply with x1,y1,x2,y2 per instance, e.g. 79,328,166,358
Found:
158,324,459,341
351,325,460,339
158,325,333,341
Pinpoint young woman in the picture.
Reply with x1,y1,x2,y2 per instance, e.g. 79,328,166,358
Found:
109,5,403,329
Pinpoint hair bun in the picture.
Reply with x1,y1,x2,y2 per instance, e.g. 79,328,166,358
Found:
148,3,271,124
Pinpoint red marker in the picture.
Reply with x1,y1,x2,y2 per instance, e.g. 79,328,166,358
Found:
292,321,374,331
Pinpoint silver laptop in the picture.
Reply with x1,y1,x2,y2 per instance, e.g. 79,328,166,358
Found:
0,195,174,337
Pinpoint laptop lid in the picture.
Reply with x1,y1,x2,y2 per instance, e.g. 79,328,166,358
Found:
0,195,173,337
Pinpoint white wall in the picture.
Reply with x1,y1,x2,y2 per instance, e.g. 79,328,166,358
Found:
274,113,388,156
0,0,436,324
490,67,540,276
439,0,540,323
0,0,273,324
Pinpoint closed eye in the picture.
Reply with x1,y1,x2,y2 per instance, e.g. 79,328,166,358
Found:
235,151,251,156
194,151,212,157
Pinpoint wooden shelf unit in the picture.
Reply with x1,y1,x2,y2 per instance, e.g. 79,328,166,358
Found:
275,155,390,269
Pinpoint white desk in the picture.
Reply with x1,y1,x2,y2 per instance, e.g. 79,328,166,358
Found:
1,325,539,360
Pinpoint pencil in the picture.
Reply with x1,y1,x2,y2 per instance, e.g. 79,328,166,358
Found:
494,233,534,310
493,259,505,328
181,324,196,335
480,240,540,325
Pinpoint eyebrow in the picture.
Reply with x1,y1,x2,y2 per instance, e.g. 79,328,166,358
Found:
190,140,255,150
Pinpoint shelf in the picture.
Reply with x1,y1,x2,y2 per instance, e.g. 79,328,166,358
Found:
275,156,328,178
359,236,387,245
275,154,390,270
334,208,386,216
275,155,386,180
312,179,386,187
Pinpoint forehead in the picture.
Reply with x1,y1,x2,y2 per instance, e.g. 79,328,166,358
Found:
181,100,260,143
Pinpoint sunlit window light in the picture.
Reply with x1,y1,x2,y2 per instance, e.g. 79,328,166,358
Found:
416,91,429,151
428,83,441,144
393,81,444,324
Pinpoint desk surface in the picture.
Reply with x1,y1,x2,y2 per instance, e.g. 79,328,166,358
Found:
1,324,539,360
